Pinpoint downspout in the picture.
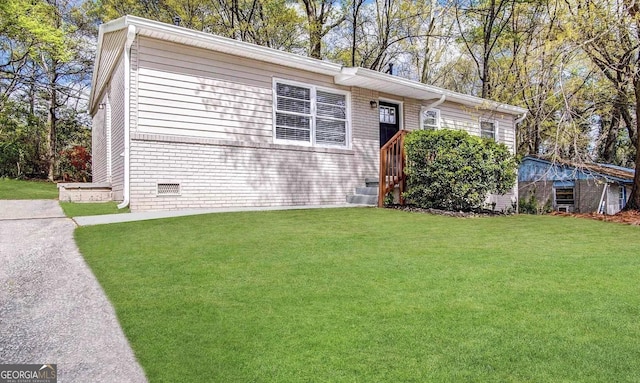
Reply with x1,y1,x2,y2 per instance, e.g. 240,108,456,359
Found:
118,24,136,209
425,94,446,110
514,111,528,125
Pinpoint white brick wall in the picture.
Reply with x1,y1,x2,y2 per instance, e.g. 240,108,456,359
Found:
129,135,366,211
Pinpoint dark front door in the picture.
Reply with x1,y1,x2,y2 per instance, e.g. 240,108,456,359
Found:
379,101,399,147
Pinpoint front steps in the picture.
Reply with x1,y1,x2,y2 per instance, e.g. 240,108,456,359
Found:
346,178,378,205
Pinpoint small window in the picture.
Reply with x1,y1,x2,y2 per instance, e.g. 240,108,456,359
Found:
274,80,349,147
555,187,574,205
480,120,496,140
379,105,396,124
421,108,440,130
157,183,181,195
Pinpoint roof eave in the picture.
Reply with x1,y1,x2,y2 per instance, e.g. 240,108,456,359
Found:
335,67,528,116
125,16,344,77
89,17,130,113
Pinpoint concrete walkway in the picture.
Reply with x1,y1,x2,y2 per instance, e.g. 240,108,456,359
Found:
75,203,368,226
0,200,147,383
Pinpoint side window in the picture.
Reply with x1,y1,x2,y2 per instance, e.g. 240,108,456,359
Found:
480,119,497,140
421,108,440,130
555,187,575,205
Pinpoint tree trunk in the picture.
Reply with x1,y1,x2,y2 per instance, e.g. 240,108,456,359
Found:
599,105,621,163
623,78,640,211
46,79,57,181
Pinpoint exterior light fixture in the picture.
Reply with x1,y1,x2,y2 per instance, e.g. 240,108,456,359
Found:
370,100,378,108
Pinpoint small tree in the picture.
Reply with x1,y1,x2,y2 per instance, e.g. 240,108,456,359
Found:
403,129,517,211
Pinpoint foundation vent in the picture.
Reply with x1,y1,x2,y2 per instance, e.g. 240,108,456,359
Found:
157,183,181,195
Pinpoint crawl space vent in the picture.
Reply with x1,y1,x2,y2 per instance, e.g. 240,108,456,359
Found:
157,183,180,195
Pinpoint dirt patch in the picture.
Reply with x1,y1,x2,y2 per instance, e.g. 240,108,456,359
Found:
552,210,640,226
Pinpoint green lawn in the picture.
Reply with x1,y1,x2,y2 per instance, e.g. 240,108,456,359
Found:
75,208,640,382
0,178,58,199
59,201,129,217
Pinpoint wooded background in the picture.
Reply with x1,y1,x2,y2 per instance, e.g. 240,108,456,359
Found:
2,0,639,208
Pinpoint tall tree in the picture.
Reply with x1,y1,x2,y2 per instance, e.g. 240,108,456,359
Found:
563,0,640,210
99,0,304,51
299,0,346,58
454,0,516,98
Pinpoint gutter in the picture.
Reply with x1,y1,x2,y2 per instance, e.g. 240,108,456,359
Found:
118,24,136,210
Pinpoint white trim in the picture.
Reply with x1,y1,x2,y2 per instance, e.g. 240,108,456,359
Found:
378,97,404,131
420,107,441,130
272,77,351,149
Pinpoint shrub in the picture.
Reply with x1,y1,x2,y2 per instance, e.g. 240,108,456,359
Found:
59,145,91,182
403,129,517,211
518,189,553,214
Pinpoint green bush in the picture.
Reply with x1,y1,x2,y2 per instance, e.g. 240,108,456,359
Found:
403,129,517,211
519,190,553,215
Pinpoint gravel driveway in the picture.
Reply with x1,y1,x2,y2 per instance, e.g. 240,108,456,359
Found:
0,200,147,383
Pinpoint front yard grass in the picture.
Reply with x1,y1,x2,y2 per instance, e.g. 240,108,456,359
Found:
59,201,129,217
0,178,58,199
75,208,640,382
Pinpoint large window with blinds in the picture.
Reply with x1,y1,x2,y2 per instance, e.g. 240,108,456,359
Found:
274,80,350,148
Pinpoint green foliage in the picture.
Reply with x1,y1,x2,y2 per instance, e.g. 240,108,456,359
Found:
76,208,640,382
518,190,553,215
403,129,517,211
0,0,70,62
0,100,47,178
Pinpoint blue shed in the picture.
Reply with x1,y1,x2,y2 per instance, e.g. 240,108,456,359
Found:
518,156,634,214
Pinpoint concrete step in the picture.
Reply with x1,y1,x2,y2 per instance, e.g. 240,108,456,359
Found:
365,178,379,188
356,186,378,196
346,194,377,205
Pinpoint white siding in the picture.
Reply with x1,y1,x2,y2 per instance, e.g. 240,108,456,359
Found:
135,37,343,142
109,56,126,200
436,101,516,152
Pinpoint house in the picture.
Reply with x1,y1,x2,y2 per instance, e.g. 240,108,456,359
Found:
88,15,528,212
518,156,634,214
